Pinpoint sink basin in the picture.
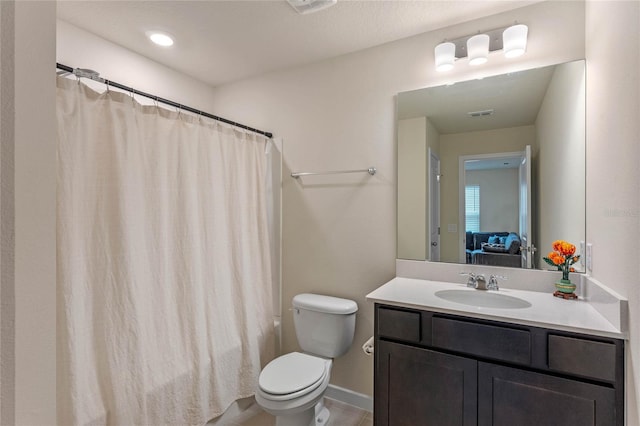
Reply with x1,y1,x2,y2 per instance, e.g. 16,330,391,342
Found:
435,289,532,309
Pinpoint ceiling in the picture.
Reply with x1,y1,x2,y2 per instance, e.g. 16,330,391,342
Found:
397,63,557,134
57,0,539,88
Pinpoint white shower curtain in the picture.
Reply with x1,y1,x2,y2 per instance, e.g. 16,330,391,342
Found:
56,77,275,425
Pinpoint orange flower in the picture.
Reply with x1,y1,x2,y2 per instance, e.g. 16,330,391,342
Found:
559,242,576,256
549,252,566,265
544,240,579,281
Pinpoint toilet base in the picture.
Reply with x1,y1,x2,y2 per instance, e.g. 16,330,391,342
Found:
274,400,330,426
314,400,330,426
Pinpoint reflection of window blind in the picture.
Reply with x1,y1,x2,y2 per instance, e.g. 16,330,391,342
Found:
465,185,480,232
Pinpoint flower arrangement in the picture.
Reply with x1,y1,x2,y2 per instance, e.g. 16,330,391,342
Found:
543,240,580,282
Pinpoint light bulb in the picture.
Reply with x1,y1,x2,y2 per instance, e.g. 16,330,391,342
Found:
147,31,174,47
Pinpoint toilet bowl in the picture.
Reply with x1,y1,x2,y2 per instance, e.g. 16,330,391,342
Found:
255,294,358,426
255,352,332,426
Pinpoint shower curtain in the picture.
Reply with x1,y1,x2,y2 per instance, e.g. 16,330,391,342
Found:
56,77,275,425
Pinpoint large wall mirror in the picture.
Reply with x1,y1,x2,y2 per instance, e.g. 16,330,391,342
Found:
397,60,585,271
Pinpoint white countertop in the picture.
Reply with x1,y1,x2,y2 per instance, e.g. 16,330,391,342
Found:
366,277,626,339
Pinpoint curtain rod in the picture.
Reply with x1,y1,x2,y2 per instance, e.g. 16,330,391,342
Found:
56,63,273,139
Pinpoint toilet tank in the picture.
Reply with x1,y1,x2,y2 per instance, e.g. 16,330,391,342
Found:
292,293,358,358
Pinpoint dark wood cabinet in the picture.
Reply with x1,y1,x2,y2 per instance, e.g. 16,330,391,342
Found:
374,304,624,426
376,340,477,426
478,362,616,426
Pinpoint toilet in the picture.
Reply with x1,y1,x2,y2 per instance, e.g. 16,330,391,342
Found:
255,293,358,426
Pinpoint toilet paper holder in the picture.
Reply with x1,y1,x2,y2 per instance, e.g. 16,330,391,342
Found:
362,336,374,355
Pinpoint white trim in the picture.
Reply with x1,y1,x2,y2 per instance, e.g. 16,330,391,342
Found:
324,384,373,413
428,149,441,262
458,150,524,262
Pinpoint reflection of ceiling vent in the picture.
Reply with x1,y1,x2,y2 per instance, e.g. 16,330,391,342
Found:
467,109,494,117
287,0,337,14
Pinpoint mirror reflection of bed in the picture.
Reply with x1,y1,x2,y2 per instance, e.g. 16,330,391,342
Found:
397,60,585,271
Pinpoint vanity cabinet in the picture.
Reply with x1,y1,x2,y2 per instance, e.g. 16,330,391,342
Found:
377,341,478,425
374,304,624,426
478,362,615,425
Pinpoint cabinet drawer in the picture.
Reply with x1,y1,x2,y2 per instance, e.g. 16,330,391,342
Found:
377,307,421,342
548,335,617,382
432,317,531,365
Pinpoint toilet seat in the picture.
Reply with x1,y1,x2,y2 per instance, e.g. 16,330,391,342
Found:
255,355,332,418
258,352,330,401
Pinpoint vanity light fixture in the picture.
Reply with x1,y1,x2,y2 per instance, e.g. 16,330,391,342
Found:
146,31,174,47
503,24,528,58
435,42,456,72
434,23,528,71
467,34,490,65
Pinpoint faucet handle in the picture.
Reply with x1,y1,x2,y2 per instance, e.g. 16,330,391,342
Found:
460,272,476,288
488,274,507,290
460,272,477,288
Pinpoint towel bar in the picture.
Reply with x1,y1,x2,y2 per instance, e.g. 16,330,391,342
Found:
291,167,376,179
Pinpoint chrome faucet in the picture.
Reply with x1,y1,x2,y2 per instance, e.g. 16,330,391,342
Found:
460,272,504,291
488,274,506,291
460,272,484,289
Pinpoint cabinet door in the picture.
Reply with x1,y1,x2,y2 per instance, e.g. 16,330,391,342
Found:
375,340,477,426
478,362,616,426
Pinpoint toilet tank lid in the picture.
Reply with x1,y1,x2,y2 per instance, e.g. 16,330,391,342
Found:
292,293,358,314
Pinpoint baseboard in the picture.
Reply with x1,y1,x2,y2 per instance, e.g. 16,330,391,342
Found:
325,384,373,413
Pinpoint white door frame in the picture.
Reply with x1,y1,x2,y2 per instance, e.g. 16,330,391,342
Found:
519,145,533,268
428,149,440,262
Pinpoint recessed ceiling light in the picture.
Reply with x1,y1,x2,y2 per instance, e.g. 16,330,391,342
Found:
146,31,174,47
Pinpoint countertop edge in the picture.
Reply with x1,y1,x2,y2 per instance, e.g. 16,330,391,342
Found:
367,296,626,340
366,277,628,340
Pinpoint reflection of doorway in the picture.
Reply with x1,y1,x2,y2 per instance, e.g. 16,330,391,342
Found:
519,145,532,268
458,150,527,263
429,150,440,261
